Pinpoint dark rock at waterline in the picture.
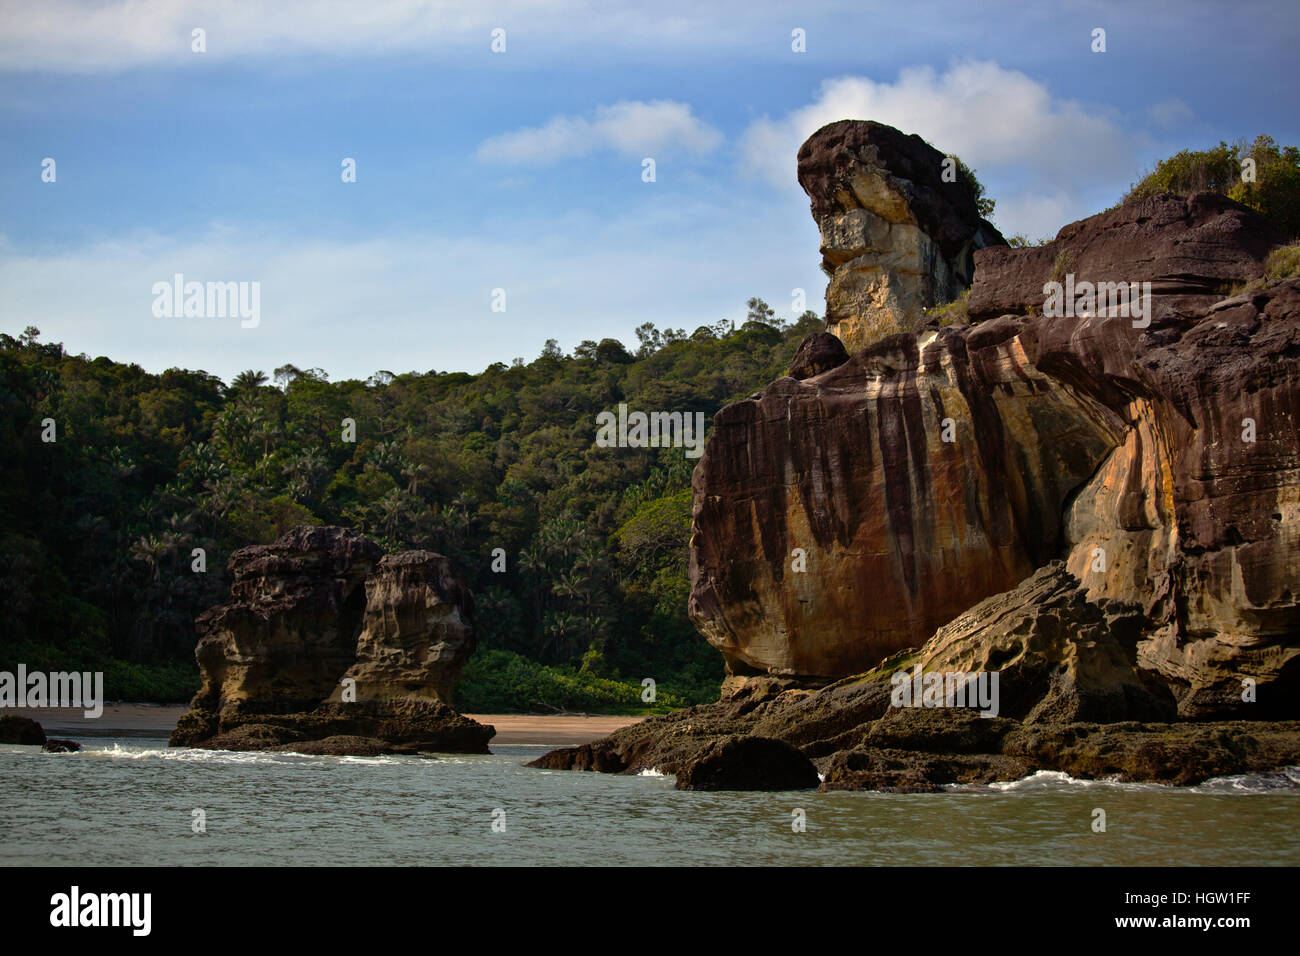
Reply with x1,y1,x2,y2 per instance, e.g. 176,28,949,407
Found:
673,735,820,791
530,680,1300,791
0,715,46,745
271,735,393,756
180,700,493,754
42,738,81,753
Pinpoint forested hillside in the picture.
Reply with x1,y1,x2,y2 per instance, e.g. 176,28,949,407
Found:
0,301,821,711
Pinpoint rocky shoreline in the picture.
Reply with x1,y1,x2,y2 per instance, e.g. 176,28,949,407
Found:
528,677,1300,791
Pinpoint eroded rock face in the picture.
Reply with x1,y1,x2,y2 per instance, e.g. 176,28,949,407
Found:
689,120,1300,718
693,166,1300,716
1038,281,1300,717
536,121,1300,791
797,119,1004,352
171,526,490,753
691,279,1300,712
967,191,1278,323
329,550,475,707
188,525,381,715
916,563,1177,724
689,323,1122,681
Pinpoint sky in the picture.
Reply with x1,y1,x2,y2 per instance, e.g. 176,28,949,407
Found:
2,0,1298,384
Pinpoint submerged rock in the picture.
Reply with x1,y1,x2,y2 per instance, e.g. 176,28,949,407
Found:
41,738,81,753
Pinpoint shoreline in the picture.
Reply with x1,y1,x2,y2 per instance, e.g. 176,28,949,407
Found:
4,704,645,747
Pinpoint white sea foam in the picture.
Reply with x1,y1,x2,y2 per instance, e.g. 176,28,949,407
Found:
87,744,284,764
1190,766,1300,793
951,766,1300,795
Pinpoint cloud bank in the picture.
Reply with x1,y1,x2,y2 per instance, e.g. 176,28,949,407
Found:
740,60,1142,238
477,100,722,165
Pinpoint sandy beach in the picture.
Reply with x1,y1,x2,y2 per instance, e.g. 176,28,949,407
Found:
5,704,642,746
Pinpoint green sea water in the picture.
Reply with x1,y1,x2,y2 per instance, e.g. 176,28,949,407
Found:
3,740,1298,866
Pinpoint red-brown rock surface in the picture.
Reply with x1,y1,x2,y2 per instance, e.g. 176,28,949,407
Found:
968,191,1278,322
689,323,1122,680
689,121,1300,720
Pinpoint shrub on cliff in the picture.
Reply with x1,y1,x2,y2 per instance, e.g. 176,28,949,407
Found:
1124,135,1300,239
454,648,691,714
924,288,971,326
1265,241,1300,280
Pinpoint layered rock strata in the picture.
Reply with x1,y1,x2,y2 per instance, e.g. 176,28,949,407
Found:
170,526,492,754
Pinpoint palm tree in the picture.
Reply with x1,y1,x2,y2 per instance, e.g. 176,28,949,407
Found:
231,369,269,392
399,459,430,495
130,535,168,582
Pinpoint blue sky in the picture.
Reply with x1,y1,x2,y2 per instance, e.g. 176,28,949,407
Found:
2,0,1298,383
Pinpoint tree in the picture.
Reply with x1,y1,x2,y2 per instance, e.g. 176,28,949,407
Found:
746,297,778,327
594,338,634,365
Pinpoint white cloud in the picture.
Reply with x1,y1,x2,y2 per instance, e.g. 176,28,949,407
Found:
739,60,1140,238
1147,97,1196,130
0,0,482,72
476,100,722,165
0,0,814,73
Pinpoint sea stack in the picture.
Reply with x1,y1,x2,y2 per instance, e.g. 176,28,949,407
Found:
169,525,493,754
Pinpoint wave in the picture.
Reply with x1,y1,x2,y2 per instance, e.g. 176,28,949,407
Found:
949,766,1300,795
1190,766,1300,793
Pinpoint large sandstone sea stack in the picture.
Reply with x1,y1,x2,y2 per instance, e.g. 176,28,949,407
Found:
169,525,493,755
532,120,1300,791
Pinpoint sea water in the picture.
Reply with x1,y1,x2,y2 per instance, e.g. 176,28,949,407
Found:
2,741,1298,866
